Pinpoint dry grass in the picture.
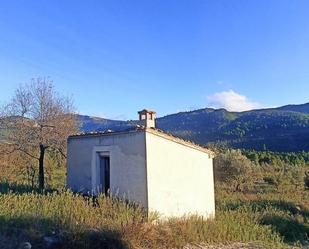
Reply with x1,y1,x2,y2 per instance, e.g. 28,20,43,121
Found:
0,188,291,249
0,161,308,248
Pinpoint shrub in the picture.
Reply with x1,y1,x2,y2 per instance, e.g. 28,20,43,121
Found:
214,149,257,192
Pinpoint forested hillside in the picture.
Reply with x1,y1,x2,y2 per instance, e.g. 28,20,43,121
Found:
78,103,309,152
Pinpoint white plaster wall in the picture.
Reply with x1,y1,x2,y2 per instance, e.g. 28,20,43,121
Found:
145,132,215,218
67,131,148,207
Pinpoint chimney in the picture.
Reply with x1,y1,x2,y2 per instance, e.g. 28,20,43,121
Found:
138,109,156,128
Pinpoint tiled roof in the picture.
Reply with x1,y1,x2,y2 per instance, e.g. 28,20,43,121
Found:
69,126,214,157
68,126,144,138
138,109,156,114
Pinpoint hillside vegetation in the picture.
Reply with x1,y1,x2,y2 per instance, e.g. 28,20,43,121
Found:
78,103,309,152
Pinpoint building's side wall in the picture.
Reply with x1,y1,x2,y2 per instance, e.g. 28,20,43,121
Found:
67,132,148,207
145,132,215,218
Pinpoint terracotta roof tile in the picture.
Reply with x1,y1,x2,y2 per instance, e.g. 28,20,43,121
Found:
69,126,214,157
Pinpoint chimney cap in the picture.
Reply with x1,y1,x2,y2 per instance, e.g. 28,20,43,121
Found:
138,109,156,115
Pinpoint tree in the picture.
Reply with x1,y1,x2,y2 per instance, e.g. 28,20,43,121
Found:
214,149,256,192
0,78,78,190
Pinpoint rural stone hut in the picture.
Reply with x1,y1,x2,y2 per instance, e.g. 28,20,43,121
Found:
67,109,215,218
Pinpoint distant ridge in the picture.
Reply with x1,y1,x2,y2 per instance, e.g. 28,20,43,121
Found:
276,102,309,114
77,102,309,152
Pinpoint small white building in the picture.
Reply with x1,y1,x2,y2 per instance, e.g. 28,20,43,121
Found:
67,110,215,218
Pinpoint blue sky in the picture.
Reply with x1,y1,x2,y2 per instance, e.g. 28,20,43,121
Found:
0,0,309,119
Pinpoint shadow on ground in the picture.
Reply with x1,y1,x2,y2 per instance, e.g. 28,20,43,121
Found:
260,215,309,244
220,199,309,244
0,182,130,248
0,181,57,195
224,199,309,217
0,216,129,249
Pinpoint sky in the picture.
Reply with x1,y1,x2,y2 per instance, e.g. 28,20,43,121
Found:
0,0,309,120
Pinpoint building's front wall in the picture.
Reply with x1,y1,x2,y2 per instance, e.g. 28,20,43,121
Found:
67,131,148,207
145,131,215,218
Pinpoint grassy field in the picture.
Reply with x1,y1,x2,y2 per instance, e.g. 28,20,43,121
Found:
0,163,308,248
0,186,286,249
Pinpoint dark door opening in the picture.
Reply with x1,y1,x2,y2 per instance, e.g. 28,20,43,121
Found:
99,156,110,195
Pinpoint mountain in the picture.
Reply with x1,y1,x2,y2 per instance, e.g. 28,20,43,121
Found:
77,115,135,132
77,103,309,152
276,103,309,114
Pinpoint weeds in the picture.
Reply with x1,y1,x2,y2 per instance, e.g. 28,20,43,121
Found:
0,188,290,249
0,151,308,248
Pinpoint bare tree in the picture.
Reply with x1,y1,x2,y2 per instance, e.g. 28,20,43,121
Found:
0,77,78,190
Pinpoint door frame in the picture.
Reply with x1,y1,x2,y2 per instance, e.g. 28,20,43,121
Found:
99,154,110,195
91,146,112,195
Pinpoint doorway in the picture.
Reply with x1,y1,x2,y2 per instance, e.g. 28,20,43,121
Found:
99,156,110,195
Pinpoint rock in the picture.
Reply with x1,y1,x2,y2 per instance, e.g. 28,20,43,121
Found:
18,242,32,249
43,235,61,249
86,228,101,240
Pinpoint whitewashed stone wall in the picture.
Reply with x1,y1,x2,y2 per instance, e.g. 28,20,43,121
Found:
67,131,148,207
145,131,215,218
